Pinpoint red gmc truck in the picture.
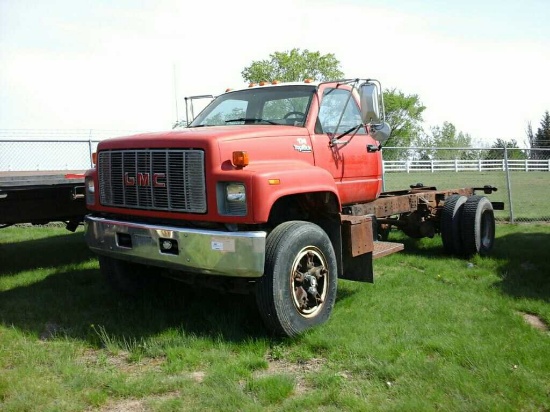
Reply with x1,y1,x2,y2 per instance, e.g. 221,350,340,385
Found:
83,78,500,337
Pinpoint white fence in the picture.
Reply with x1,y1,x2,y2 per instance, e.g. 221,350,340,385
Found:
384,158,550,173
382,147,550,223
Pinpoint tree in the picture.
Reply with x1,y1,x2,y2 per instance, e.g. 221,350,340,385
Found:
526,121,535,150
413,121,474,160
383,89,426,160
531,110,550,159
485,138,526,160
241,48,344,83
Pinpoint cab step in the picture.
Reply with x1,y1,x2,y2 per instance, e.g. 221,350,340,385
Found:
373,241,404,259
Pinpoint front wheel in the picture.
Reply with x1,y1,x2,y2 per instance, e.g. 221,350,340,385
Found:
255,221,338,337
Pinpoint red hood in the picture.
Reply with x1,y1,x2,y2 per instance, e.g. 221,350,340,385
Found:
98,125,309,150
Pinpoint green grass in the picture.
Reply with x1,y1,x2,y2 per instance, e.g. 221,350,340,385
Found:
1,224,549,411
383,170,550,221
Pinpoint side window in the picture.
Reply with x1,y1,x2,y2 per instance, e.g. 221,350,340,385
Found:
317,89,366,134
201,99,247,125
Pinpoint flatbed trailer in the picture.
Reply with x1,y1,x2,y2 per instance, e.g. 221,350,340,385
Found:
0,170,87,230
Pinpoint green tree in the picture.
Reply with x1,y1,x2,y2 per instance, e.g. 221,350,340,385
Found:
485,139,526,160
413,121,474,160
383,89,426,160
526,121,535,150
531,110,550,159
241,48,344,83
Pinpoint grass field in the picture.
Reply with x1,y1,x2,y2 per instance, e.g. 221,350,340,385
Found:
383,171,550,221
0,224,549,411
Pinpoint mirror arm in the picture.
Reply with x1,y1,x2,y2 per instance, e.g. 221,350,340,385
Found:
367,143,382,153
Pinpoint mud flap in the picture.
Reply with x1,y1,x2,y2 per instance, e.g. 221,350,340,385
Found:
340,215,375,283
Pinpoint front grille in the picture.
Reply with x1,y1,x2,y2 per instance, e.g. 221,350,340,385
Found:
98,149,206,213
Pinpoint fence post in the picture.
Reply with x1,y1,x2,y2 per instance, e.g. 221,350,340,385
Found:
504,147,514,223
88,129,94,168
430,159,434,173
382,156,386,192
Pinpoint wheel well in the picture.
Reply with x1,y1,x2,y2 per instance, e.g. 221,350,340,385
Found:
267,192,342,278
267,192,340,228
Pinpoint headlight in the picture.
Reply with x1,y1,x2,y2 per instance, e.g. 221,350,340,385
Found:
217,182,247,216
85,176,95,205
226,183,246,202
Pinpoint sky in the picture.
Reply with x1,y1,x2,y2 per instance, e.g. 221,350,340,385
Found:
1,0,549,146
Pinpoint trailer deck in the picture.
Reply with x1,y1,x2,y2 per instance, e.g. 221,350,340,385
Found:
0,170,87,228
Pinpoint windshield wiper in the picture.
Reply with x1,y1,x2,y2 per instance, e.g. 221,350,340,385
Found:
225,118,279,125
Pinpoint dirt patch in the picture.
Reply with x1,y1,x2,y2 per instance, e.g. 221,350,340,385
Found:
189,371,206,383
253,357,325,395
520,312,549,332
265,357,325,375
100,399,146,412
99,392,181,412
78,348,164,375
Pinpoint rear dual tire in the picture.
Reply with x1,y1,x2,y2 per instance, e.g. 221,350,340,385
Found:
461,195,495,257
441,195,495,257
441,194,467,255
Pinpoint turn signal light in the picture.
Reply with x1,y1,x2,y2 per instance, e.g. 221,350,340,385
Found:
232,151,249,168
91,152,97,166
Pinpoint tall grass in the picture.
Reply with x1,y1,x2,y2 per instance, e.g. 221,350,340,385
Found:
0,224,549,411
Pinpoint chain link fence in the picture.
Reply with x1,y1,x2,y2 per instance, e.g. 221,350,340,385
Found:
0,129,146,172
1,132,549,223
382,147,550,223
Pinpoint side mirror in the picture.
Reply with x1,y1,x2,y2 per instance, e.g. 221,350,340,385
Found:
359,83,381,124
359,80,391,145
369,122,391,146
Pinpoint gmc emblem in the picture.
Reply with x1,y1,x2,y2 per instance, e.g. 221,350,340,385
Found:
124,172,166,188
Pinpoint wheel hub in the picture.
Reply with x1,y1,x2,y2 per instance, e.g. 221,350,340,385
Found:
292,250,328,317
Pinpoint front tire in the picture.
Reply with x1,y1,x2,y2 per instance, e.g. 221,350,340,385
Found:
255,221,338,337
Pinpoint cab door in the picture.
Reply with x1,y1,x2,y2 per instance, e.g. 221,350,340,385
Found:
309,84,383,205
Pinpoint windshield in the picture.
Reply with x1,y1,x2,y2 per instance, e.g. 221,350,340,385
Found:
189,85,315,127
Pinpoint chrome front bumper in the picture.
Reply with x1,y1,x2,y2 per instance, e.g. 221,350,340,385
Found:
84,216,266,278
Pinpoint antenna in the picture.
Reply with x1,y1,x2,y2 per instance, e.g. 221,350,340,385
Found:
173,63,179,123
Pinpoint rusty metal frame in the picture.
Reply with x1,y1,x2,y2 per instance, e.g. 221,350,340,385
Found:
346,188,476,218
